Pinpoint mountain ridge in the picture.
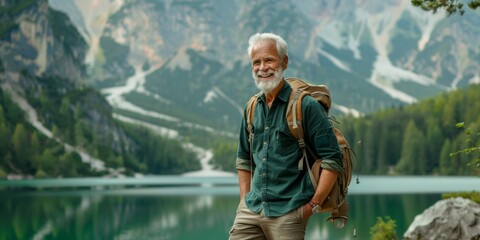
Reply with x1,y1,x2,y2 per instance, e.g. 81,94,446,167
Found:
48,0,480,126
1,0,479,177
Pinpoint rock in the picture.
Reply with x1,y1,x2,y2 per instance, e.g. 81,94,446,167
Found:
403,197,480,240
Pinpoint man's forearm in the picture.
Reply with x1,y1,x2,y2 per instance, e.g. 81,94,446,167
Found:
311,169,338,204
237,169,251,199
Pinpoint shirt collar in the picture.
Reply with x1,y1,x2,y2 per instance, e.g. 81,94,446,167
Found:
258,80,292,103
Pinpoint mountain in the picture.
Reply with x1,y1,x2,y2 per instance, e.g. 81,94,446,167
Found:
1,0,479,177
49,0,480,138
0,0,200,178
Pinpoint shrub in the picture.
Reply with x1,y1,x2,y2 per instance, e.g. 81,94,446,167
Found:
442,191,480,204
370,216,398,240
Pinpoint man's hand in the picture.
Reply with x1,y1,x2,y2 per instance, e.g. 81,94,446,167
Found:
302,202,313,221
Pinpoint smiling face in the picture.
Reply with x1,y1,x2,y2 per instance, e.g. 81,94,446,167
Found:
250,40,288,93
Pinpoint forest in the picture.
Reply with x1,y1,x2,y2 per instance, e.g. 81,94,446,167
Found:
342,83,479,175
0,85,200,178
211,83,480,176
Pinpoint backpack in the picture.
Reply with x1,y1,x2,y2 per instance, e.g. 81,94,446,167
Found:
245,77,356,227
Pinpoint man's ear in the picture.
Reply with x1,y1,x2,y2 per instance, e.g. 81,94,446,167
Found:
282,56,289,70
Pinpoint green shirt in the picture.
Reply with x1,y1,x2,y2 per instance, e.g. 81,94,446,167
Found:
236,81,343,217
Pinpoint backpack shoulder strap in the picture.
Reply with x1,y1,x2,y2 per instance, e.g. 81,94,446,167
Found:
245,92,262,142
285,77,311,171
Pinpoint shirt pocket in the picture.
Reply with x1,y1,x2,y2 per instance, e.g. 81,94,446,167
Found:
274,127,298,156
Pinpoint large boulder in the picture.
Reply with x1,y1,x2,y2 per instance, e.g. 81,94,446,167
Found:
403,197,480,240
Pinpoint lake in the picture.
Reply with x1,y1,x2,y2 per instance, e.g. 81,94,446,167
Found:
0,176,478,240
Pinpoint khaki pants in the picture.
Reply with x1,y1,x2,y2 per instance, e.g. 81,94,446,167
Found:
229,199,308,240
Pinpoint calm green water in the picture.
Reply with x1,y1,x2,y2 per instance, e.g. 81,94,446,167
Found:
0,176,477,240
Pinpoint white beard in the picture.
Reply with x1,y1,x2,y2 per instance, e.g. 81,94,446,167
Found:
252,67,284,93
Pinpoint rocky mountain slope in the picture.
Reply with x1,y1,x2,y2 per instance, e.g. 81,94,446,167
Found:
0,0,200,177
49,0,480,138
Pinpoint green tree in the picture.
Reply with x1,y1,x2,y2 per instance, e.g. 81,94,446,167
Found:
412,0,480,15
30,132,41,170
425,118,443,171
39,149,55,177
396,120,427,174
375,123,389,174
0,107,10,167
212,141,237,172
0,167,6,178
450,122,480,174
439,139,455,175
74,120,86,147
362,120,376,173
370,216,398,240
11,123,29,172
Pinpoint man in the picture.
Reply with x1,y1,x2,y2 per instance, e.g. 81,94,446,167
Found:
229,33,343,240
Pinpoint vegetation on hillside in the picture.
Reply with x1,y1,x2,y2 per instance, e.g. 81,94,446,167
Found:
412,0,480,15
0,86,200,178
341,83,480,176
0,89,90,178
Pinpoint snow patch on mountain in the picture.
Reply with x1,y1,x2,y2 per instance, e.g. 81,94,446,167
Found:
408,7,445,51
375,56,435,86
181,143,235,177
335,104,362,118
102,66,236,138
321,25,343,49
212,87,243,115
470,75,480,84
113,114,179,138
49,0,125,66
361,0,441,103
102,68,180,122
318,48,351,72
204,89,217,103
203,87,243,115
167,48,192,71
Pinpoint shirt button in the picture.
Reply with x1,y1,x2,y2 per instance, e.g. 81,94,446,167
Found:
264,141,268,145
262,158,266,161
265,126,269,130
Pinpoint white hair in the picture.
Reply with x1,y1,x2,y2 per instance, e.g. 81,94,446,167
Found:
247,33,288,60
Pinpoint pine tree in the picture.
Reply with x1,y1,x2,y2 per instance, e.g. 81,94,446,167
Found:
396,120,427,174
439,139,454,175
11,123,29,172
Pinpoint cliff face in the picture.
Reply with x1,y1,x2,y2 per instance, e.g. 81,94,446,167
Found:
0,0,135,174
1,0,86,87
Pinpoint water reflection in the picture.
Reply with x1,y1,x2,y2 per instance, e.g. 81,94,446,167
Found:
0,187,441,240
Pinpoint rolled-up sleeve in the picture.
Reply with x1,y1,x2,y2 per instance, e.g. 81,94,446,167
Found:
236,109,252,172
302,97,343,173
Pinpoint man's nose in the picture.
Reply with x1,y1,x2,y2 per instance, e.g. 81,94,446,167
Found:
259,62,268,71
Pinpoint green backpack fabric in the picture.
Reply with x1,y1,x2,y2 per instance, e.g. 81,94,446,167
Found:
245,77,356,227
